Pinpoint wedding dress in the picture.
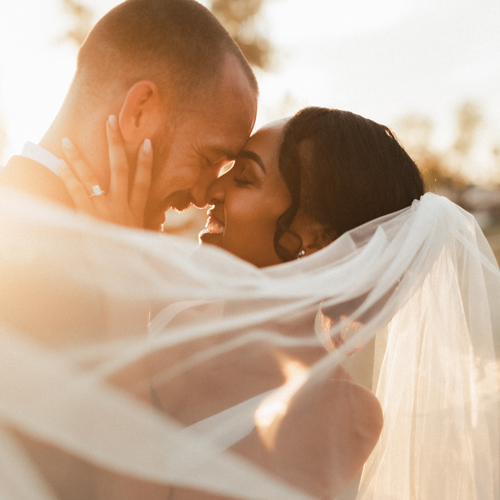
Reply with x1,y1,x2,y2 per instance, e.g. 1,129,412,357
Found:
0,187,498,500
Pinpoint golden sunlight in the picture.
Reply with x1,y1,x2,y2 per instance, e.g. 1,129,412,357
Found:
254,355,309,450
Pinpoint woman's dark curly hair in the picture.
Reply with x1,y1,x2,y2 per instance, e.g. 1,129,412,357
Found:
273,107,425,261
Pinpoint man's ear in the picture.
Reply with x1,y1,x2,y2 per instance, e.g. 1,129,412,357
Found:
118,81,163,144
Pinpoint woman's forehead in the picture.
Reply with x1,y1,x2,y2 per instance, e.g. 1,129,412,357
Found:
259,117,289,131
248,119,287,147
242,123,286,172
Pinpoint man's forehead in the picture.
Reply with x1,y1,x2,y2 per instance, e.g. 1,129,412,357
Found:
173,94,255,160
198,114,254,159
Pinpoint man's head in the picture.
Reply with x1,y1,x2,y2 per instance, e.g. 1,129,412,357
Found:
69,0,258,230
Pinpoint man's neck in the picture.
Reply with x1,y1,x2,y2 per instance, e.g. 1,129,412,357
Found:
39,102,111,190
39,103,81,162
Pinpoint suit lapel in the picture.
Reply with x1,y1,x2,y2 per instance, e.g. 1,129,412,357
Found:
0,156,74,208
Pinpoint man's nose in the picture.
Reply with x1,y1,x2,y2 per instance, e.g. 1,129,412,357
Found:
205,173,226,205
190,166,221,208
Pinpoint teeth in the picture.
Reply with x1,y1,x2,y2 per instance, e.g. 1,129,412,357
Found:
205,216,224,234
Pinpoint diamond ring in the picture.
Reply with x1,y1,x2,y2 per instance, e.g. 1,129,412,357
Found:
89,185,105,198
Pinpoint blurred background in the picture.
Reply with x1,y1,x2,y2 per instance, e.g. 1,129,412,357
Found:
1,0,500,256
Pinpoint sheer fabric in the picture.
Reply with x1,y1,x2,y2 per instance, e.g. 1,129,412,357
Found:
0,187,498,499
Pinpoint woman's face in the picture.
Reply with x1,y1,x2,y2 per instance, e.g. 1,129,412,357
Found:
199,120,292,267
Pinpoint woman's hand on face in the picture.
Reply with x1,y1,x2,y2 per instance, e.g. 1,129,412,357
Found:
59,115,153,229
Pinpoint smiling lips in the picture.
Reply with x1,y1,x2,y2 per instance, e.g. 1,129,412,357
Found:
205,213,225,234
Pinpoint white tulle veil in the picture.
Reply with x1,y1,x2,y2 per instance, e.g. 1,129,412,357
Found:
0,186,498,500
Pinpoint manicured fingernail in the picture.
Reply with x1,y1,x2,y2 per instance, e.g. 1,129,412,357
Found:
62,138,74,150
57,159,68,172
108,115,118,131
142,138,151,154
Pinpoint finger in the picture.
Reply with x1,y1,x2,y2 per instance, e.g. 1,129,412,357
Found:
106,115,129,200
130,138,153,216
61,138,102,195
58,159,95,213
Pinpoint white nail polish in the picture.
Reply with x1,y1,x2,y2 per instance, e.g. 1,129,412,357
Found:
142,138,152,154
62,138,74,150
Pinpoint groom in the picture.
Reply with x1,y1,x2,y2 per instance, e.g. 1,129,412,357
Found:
0,0,257,231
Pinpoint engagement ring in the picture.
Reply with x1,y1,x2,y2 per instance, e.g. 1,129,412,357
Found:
89,185,105,198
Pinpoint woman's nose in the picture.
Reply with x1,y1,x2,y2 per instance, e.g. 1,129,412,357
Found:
206,172,227,204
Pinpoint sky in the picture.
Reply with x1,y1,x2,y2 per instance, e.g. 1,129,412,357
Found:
0,0,499,182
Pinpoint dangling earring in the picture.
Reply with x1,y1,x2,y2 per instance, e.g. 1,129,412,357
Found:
296,249,306,259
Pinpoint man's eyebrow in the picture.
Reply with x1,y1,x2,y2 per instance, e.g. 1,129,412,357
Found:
236,150,266,173
203,147,239,164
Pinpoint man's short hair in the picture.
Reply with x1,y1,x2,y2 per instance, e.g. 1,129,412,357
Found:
75,0,258,106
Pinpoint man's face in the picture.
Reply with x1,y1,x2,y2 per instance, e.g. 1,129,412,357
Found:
143,61,257,231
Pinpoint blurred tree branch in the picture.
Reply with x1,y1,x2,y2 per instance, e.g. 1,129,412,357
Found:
210,0,272,70
396,113,466,192
60,0,94,47
396,101,500,193
58,0,273,69
453,101,482,157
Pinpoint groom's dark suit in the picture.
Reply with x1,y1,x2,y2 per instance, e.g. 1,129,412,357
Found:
0,155,74,207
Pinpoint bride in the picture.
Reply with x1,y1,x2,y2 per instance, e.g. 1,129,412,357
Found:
0,107,498,500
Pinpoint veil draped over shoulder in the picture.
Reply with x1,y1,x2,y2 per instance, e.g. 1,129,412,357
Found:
0,187,498,500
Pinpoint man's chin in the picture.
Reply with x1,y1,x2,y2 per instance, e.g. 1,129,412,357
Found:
144,194,193,231
144,212,166,232
165,191,193,213
171,201,192,212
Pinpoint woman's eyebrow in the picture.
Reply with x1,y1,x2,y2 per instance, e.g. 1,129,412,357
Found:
236,150,266,173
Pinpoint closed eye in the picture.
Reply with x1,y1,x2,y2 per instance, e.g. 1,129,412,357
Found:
233,177,253,187
227,158,261,187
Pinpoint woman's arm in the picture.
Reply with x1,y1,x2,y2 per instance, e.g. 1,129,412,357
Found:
171,365,383,500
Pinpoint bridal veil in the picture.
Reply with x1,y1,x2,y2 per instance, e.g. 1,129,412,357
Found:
0,188,498,499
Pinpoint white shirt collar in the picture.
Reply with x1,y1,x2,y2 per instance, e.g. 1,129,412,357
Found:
21,142,61,177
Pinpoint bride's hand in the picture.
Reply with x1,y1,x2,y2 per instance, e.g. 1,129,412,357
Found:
58,115,153,228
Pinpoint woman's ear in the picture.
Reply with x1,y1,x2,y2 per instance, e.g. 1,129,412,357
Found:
290,212,332,257
118,81,163,144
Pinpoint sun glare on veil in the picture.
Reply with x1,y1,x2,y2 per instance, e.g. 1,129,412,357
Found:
254,355,309,450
